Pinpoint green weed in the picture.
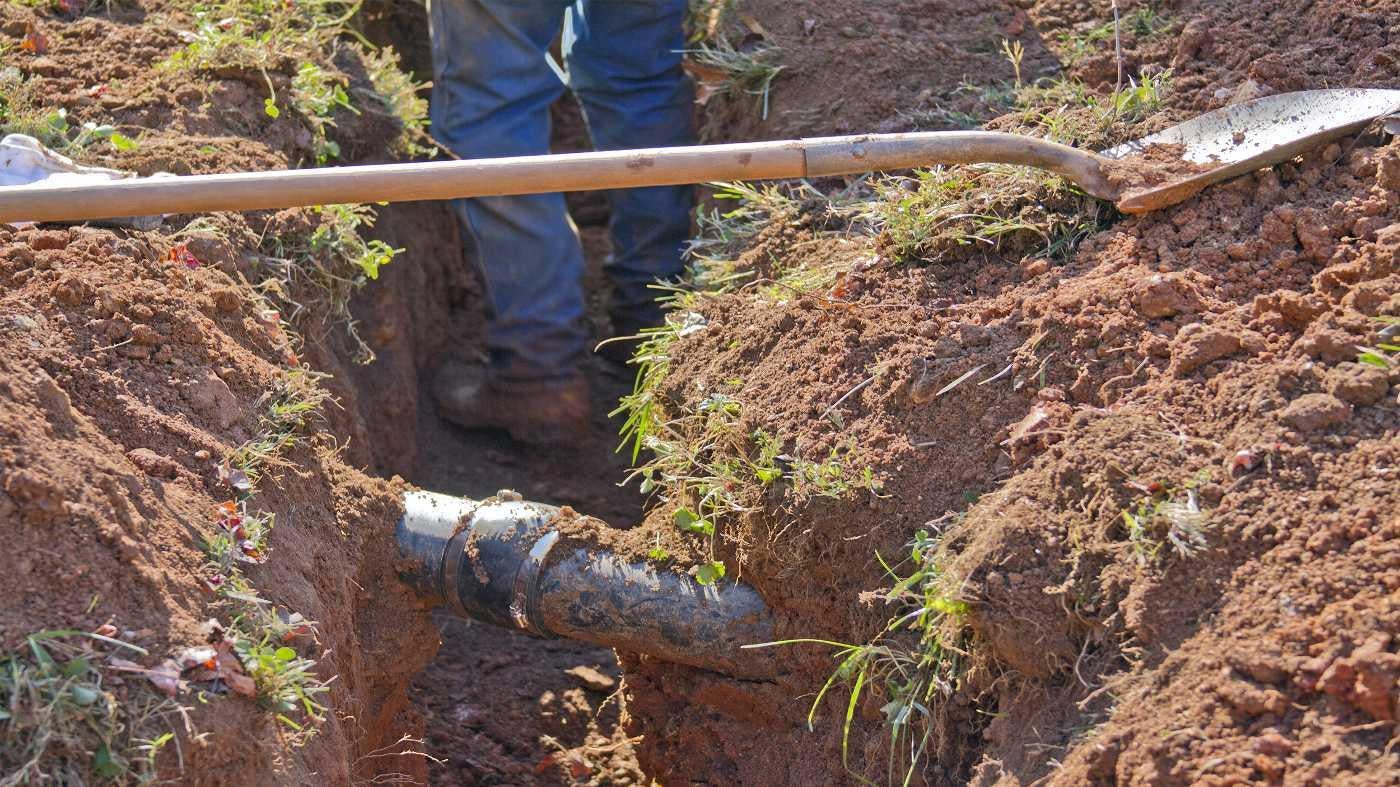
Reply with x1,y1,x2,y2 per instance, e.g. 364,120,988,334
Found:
1013,69,1172,148
1356,315,1399,370
747,529,971,785
233,636,328,728
0,70,138,153
255,203,403,363
1055,7,1170,66
164,1,427,164
360,45,433,158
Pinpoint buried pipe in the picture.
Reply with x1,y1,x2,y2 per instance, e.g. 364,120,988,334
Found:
394,490,777,679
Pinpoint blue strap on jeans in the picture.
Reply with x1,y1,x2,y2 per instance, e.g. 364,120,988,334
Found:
427,0,695,379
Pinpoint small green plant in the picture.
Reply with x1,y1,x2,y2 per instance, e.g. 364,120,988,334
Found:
361,45,434,158
693,561,727,586
1055,7,1170,66
0,631,178,785
747,529,972,784
287,62,357,163
646,534,671,563
233,637,328,727
684,37,785,119
255,204,403,363
224,368,330,483
1121,474,1212,564
1000,38,1025,89
1357,316,1399,369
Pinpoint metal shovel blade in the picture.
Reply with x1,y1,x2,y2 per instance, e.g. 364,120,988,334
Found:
1103,88,1400,213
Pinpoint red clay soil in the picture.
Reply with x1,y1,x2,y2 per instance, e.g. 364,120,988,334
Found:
0,2,440,783
586,1,1400,785
7,0,1400,785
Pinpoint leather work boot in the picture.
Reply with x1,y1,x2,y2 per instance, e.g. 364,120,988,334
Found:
434,365,591,445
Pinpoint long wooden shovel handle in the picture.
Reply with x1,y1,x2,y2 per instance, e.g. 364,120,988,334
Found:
0,132,1115,225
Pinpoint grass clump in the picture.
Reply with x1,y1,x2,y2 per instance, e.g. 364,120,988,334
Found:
748,528,973,785
0,69,139,153
225,367,332,484
360,45,433,158
866,165,1108,266
613,320,882,578
1056,7,1171,66
686,179,869,298
1012,69,1172,148
1,631,179,786
164,0,430,163
684,37,785,120
1120,473,1213,564
255,203,403,364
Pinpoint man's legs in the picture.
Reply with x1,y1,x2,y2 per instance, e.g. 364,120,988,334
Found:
563,0,695,336
427,0,584,381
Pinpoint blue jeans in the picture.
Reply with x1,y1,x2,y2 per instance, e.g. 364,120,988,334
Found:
427,0,695,380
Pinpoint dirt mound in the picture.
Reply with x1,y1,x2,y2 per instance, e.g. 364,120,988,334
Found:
0,2,439,782
599,0,1400,784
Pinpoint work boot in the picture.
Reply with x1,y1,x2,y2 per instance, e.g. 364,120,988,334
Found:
434,363,591,445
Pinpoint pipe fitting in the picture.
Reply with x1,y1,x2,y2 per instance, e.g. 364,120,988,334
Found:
395,490,777,679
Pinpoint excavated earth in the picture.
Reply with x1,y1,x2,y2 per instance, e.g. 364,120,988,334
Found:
3,0,1399,786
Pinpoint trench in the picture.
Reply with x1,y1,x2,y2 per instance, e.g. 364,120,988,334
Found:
329,10,658,775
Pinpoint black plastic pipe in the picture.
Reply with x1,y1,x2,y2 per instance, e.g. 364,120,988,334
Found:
394,490,776,679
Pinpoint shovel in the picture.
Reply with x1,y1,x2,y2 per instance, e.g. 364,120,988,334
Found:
0,88,1395,226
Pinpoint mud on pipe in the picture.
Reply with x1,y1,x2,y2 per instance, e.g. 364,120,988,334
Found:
394,490,777,679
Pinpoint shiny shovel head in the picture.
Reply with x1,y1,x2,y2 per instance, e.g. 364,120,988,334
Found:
1102,88,1400,213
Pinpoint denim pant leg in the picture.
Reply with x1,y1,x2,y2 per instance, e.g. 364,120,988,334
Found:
427,0,586,379
563,0,696,323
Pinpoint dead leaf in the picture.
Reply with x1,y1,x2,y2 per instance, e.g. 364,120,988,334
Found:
148,660,182,696
20,24,47,55
693,81,722,107
682,59,730,84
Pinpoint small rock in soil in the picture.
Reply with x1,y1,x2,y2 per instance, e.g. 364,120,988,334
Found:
1135,272,1197,319
564,665,616,692
1324,362,1389,406
3,468,65,514
187,370,240,429
125,447,180,479
27,230,69,251
1279,393,1351,433
1169,323,1240,376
